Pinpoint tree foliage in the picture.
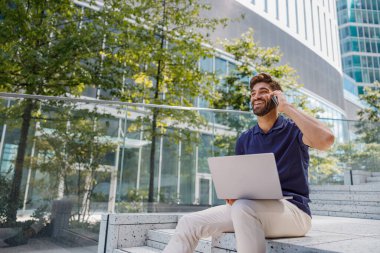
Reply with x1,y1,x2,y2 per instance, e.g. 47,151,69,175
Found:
0,0,123,222
338,81,380,173
356,81,380,144
333,82,380,176
97,0,228,204
213,29,320,113
357,82,380,123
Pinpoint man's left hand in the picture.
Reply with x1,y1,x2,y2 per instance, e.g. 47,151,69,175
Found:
226,199,237,205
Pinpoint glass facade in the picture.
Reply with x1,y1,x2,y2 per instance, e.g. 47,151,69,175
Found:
337,0,380,94
0,95,378,210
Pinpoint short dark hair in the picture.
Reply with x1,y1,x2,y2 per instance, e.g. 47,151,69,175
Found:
250,73,283,91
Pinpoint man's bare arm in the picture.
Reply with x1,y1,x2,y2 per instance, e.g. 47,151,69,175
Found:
273,91,335,151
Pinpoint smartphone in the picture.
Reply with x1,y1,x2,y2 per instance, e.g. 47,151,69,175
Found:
271,95,279,107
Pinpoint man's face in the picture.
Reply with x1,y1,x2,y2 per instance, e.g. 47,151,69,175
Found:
250,82,276,116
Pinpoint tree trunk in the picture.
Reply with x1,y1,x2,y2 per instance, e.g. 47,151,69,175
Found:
148,109,158,211
147,0,166,212
81,172,92,222
7,100,34,223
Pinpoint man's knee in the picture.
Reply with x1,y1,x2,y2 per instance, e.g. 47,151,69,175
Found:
230,199,259,221
176,214,197,234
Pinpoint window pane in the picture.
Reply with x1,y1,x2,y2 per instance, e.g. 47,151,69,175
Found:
352,40,359,51
350,26,358,36
215,57,227,76
353,55,361,67
200,57,213,73
354,70,363,82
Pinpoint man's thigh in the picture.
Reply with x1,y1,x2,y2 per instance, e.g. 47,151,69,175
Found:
180,204,234,236
233,199,311,238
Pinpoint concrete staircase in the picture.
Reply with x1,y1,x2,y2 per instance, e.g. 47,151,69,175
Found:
309,185,380,219
99,214,380,253
98,186,380,253
344,170,380,185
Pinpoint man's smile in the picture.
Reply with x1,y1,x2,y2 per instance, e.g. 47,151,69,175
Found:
254,100,265,106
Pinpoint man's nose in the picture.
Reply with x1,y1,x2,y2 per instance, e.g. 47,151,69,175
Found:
252,93,264,100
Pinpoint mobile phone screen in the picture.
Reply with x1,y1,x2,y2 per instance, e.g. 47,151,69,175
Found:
271,95,279,106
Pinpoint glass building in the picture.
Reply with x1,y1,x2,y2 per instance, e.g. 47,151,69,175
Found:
337,0,380,95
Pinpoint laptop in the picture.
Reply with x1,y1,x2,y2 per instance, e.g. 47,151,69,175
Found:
207,153,292,200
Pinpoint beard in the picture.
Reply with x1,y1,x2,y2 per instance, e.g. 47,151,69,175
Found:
252,99,276,117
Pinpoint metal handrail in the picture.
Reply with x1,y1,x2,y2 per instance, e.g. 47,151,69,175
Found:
0,92,376,123
0,92,253,114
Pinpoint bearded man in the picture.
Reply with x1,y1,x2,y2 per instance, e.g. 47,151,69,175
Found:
163,73,335,253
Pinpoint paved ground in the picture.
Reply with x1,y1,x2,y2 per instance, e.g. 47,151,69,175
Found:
0,227,97,253
273,215,380,252
0,237,97,253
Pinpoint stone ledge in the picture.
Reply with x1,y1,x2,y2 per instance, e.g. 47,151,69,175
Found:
102,213,179,225
98,214,178,253
310,184,380,192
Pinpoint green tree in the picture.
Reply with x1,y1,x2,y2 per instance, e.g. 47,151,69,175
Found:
102,0,228,206
309,149,342,184
356,81,380,143
331,83,380,178
358,82,380,122
0,0,125,222
342,81,380,173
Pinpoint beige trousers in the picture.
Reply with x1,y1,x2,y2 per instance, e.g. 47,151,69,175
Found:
163,199,311,253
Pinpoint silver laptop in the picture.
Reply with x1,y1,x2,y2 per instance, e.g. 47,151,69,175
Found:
208,153,291,200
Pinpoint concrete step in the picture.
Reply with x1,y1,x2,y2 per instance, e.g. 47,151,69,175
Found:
144,228,339,253
146,230,295,252
147,229,211,252
371,172,380,177
364,181,380,185
309,187,380,220
310,199,380,207
309,202,380,215
310,189,380,194
115,246,162,253
312,210,380,220
310,185,380,192
309,193,380,202
367,177,380,182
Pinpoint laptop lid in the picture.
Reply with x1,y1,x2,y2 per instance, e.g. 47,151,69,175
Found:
208,153,288,200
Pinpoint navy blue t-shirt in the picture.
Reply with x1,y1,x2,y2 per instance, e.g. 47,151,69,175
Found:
235,115,311,217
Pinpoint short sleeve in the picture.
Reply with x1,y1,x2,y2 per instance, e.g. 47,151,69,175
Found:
297,128,309,151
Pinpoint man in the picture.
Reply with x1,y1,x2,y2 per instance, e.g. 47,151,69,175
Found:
163,73,335,253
